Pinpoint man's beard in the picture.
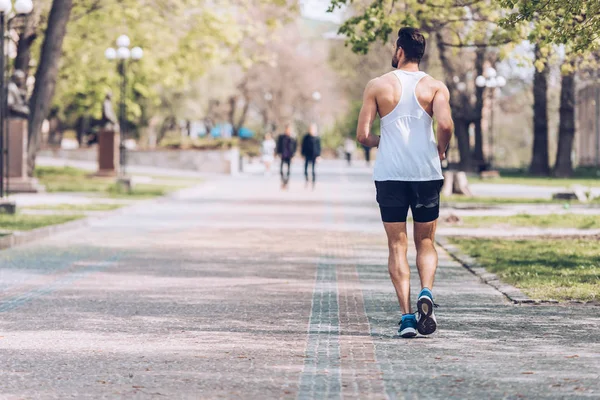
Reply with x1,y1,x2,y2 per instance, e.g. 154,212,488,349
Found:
392,55,399,68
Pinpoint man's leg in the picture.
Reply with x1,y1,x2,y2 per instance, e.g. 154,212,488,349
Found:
311,159,316,183
414,220,438,291
304,158,309,182
284,159,291,184
280,158,285,183
410,179,443,335
382,216,411,314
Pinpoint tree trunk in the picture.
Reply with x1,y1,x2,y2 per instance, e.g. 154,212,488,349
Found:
435,32,473,170
554,69,576,177
228,96,238,137
454,118,472,171
529,46,550,176
235,96,250,134
472,48,485,170
14,5,42,76
27,0,73,177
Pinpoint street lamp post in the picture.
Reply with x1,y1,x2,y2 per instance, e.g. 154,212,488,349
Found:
0,0,32,210
476,67,506,169
105,35,143,178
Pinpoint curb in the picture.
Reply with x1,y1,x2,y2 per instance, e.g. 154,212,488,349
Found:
436,235,534,304
0,183,202,252
0,218,91,251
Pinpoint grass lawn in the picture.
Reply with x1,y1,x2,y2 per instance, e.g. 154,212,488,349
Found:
470,168,600,188
442,196,562,205
450,237,600,301
457,213,600,230
24,203,124,212
471,176,600,188
34,166,191,198
35,166,114,192
0,213,85,231
442,196,600,206
105,184,173,199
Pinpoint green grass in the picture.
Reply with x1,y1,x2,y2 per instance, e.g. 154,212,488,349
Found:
34,166,191,199
442,196,562,205
34,166,115,193
105,183,172,199
0,213,85,231
450,237,600,301
457,213,600,230
24,203,124,212
471,168,600,188
442,196,600,206
472,176,600,188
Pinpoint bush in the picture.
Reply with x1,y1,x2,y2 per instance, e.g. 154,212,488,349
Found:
159,136,239,150
322,101,380,151
157,135,261,158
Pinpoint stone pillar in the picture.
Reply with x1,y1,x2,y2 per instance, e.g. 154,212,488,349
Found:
7,118,45,193
96,128,120,177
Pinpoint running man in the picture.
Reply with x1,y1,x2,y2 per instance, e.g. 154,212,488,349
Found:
356,27,453,338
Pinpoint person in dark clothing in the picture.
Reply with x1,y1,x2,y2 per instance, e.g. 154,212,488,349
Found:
276,124,297,189
301,123,321,189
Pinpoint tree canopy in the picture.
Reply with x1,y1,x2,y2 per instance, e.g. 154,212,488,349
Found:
328,0,519,54
499,0,600,52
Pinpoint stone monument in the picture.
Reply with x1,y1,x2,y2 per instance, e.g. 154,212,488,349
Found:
6,69,44,193
96,92,121,177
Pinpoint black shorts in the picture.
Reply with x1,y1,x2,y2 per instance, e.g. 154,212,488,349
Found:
375,180,444,223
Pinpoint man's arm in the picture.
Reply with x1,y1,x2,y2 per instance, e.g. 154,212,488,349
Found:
356,79,380,148
432,83,453,160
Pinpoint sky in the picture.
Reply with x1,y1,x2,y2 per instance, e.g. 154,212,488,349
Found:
301,0,345,23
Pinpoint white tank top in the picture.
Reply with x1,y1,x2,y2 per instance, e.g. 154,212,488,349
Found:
373,70,444,182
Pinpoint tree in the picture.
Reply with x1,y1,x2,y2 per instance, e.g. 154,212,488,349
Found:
13,0,47,76
27,0,74,176
19,0,295,172
554,64,575,177
529,45,550,176
500,0,600,52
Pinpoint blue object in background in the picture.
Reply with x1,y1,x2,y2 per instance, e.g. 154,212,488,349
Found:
238,127,254,138
210,126,221,138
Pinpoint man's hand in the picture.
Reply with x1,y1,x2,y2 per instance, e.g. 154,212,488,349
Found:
438,149,446,161
438,143,449,161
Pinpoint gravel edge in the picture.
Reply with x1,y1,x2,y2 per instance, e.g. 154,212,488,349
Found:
436,235,534,304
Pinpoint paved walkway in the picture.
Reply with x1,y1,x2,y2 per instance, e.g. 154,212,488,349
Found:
1,165,599,399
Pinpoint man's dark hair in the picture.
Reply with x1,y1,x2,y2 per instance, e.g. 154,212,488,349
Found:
396,27,426,64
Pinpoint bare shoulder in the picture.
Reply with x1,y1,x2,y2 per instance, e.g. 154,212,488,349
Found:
425,76,449,96
365,75,391,91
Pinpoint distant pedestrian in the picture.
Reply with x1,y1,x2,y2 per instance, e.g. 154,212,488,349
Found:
344,137,355,166
363,144,372,166
301,123,321,189
276,124,297,189
261,133,276,176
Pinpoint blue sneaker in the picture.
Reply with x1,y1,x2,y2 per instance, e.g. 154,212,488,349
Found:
398,314,417,338
416,288,438,335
